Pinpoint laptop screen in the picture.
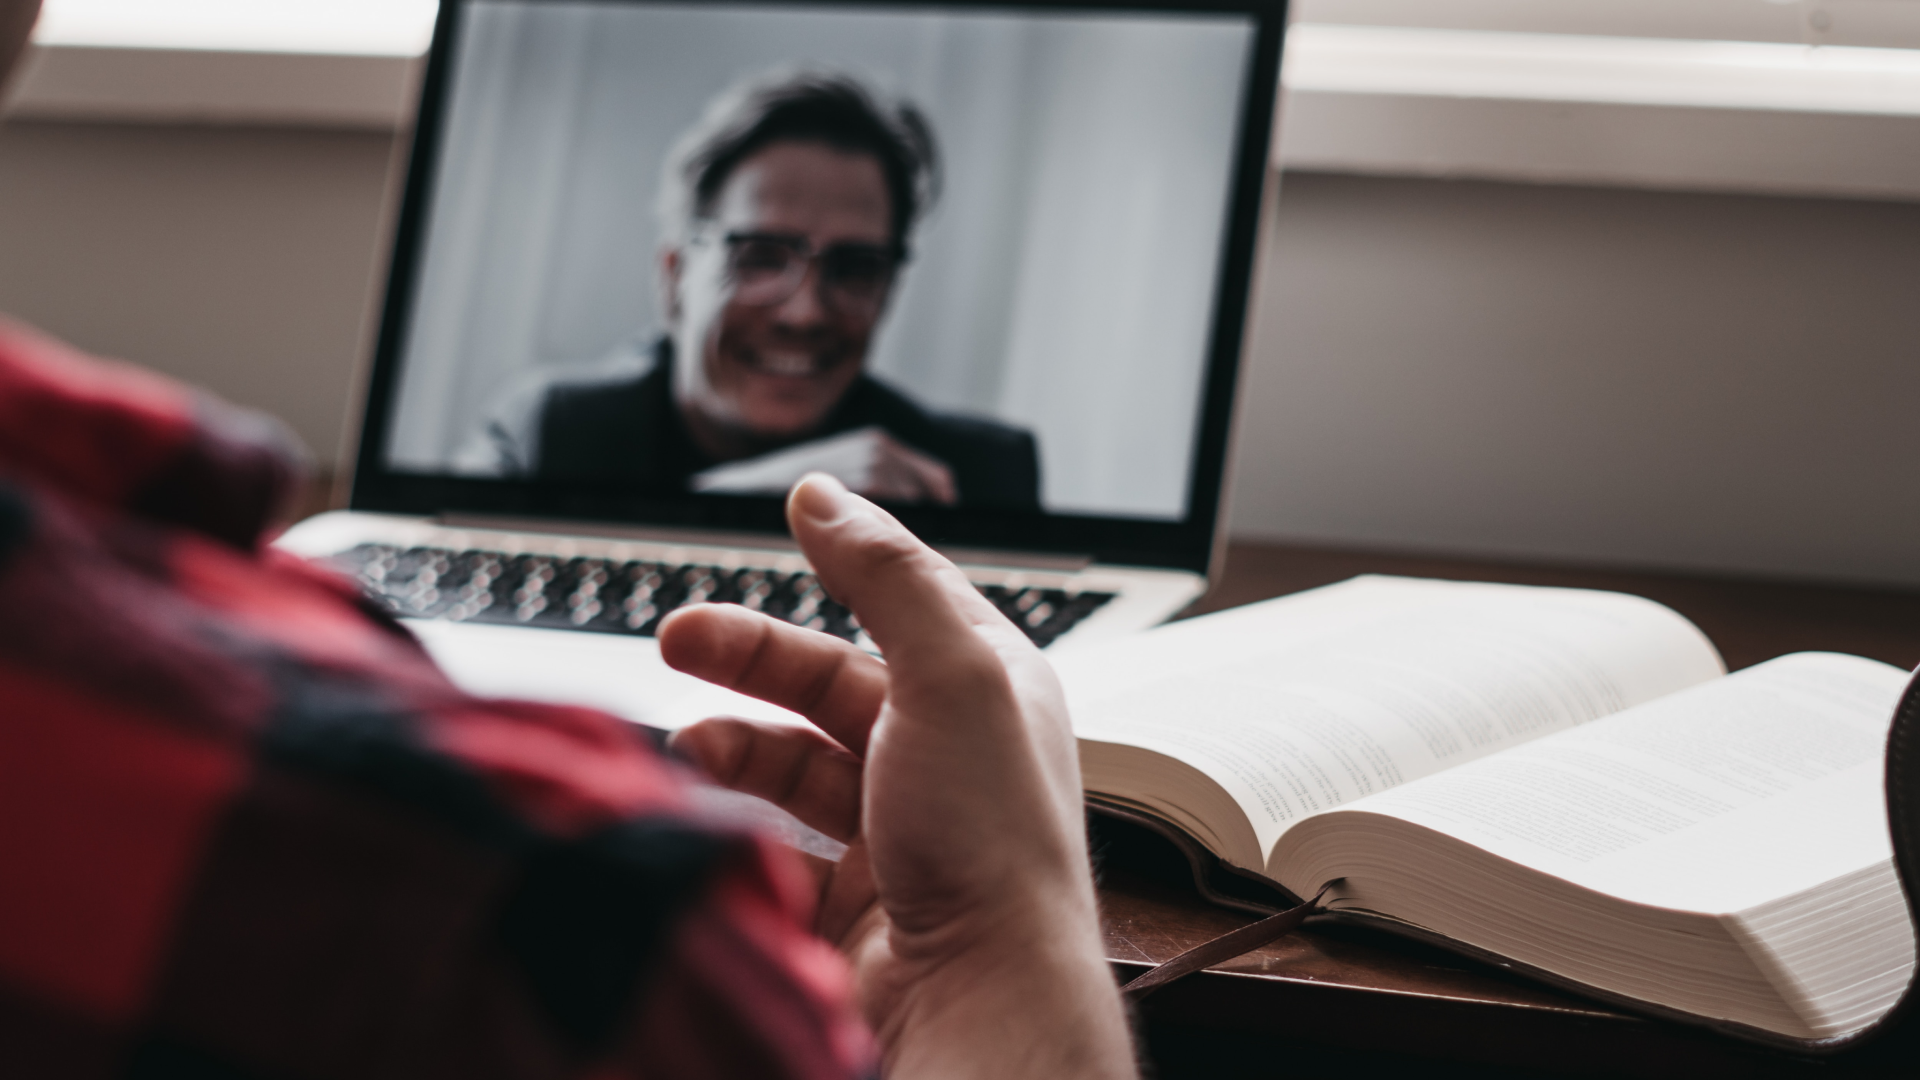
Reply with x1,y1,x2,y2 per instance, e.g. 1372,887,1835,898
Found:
354,0,1284,573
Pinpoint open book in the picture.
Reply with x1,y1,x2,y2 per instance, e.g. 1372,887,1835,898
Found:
1053,576,1918,1050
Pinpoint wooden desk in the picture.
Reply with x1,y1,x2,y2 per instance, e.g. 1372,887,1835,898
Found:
1111,541,1920,1078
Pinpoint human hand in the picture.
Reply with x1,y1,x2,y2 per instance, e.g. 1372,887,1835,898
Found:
689,426,959,505
658,474,1135,1080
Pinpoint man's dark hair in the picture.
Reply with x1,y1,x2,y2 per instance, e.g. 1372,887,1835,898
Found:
659,71,940,252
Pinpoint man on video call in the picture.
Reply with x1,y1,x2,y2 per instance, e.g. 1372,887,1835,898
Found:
457,72,1042,509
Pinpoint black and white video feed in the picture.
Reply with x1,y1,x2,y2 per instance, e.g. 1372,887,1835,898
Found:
385,2,1253,520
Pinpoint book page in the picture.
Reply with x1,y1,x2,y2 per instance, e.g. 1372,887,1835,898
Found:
1324,652,1908,913
1060,576,1725,862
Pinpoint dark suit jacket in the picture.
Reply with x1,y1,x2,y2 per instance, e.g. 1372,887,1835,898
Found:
461,338,1041,509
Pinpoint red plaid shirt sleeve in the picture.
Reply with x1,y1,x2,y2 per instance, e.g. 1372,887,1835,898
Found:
0,319,874,1079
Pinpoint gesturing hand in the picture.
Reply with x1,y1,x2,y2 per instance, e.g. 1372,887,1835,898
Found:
658,474,1135,1080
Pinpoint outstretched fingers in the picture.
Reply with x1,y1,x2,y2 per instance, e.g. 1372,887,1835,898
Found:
670,717,863,842
657,602,888,756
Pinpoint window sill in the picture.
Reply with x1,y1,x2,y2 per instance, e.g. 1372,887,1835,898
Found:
4,23,1917,201
1279,25,1920,201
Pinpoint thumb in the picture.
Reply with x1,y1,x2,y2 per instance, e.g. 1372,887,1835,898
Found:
786,473,1025,671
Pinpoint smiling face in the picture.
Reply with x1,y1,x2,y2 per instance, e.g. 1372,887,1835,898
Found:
664,140,895,459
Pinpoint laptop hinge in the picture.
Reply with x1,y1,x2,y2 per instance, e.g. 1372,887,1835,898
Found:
433,513,1094,572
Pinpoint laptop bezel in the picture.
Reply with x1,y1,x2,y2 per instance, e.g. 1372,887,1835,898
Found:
346,0,1288,576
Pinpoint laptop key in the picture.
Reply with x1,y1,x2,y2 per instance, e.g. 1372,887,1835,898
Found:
331,544,1113,648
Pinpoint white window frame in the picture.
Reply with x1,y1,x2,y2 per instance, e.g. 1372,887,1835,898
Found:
1293,0,1920,51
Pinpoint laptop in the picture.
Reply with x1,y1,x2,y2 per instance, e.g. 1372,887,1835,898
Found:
279,0,1287,731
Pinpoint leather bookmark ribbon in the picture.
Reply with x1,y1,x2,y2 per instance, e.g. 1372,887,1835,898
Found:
1122,881,1341,1002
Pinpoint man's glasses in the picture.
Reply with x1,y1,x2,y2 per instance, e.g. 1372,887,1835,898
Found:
699,230,902,317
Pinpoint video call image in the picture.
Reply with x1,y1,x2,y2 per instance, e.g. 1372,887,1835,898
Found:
384,1,1255,520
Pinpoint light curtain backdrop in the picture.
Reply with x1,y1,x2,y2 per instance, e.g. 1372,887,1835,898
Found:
385,0,1252,519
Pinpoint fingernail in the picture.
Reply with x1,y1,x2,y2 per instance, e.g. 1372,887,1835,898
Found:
791,472,858,524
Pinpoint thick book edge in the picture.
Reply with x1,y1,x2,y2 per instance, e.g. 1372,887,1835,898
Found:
1311,908,1892,1057
1086,795,1907,1055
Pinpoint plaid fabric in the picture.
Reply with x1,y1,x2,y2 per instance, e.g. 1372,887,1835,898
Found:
0,318,872,1080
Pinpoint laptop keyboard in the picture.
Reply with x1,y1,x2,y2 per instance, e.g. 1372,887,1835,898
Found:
332,543,1115,649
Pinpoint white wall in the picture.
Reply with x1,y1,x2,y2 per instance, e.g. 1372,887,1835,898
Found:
0,119,394,466
1231,172,1920,586
1,117,1916,586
